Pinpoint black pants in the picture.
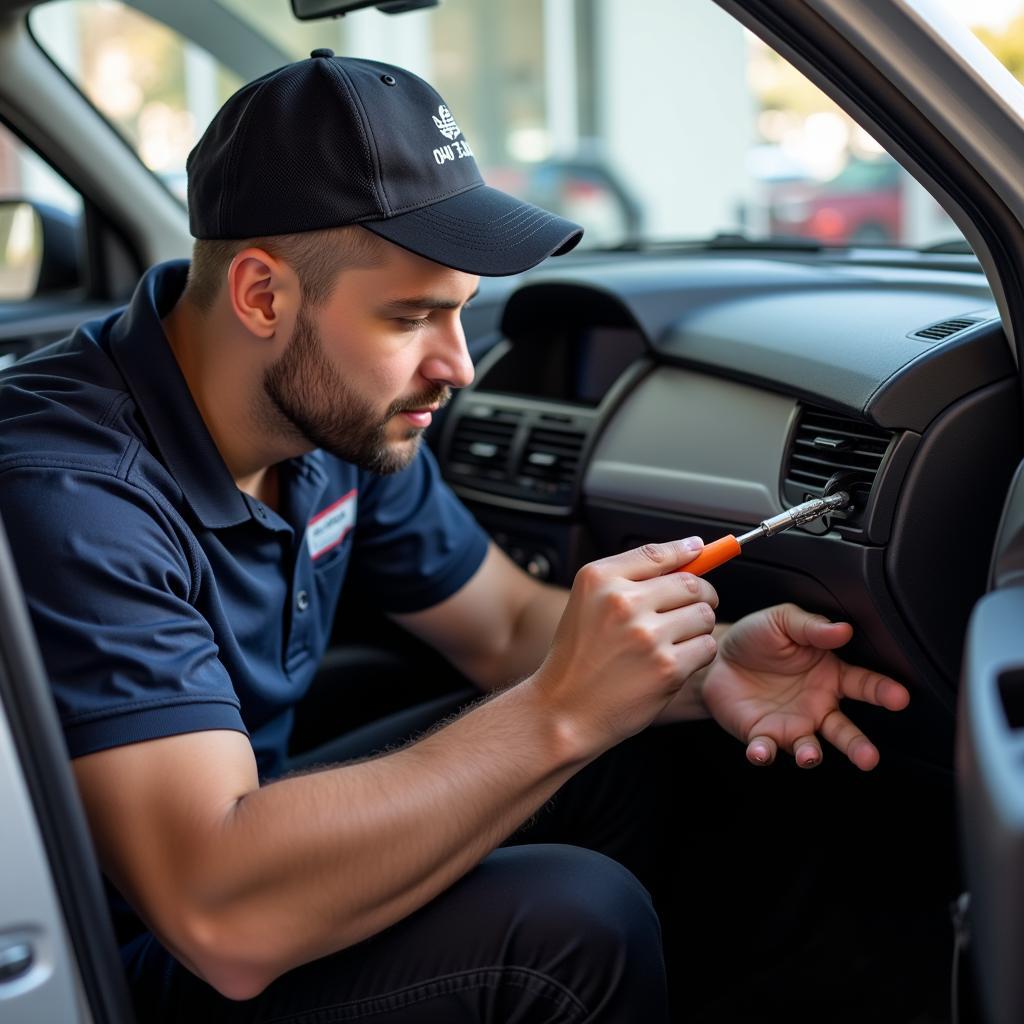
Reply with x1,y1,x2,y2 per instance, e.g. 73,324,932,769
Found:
127,691,672,1023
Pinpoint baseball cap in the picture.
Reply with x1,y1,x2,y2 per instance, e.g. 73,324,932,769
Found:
186,50,584,276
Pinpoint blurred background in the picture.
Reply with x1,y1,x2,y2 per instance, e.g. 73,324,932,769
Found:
9,0,1024,259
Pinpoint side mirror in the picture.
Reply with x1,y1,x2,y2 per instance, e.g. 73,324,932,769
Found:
0,200,82,301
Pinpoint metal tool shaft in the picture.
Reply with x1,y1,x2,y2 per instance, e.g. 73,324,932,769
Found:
736,491,850,546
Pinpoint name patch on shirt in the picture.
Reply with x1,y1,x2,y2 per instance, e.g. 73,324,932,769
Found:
306,489,357,561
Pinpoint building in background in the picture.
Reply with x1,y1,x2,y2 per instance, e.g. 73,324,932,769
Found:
18,0,1021,252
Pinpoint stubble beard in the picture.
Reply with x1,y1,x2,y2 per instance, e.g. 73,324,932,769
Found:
261,305,450,475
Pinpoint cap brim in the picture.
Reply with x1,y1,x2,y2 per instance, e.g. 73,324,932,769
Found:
362,184,583,276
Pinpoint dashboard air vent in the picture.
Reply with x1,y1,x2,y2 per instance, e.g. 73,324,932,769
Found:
913,316,981,341
448,411,522,480
784,407,892,498
517,427,586,503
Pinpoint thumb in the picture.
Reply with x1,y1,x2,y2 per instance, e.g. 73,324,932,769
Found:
775,605,853,650
606,537,705,581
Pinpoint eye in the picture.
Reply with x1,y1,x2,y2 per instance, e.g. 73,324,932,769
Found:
398,316,431,330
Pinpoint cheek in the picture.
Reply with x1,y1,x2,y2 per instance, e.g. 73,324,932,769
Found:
360,351,421,403
317,313,420,399
320,335,395,393
367,361,408,400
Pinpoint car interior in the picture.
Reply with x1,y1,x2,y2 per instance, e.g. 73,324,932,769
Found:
4,0,1024,1021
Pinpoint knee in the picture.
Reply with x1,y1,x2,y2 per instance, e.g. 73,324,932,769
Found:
483,844,667,1012
507,844,660,947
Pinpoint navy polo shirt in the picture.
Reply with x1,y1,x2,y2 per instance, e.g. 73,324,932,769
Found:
0,260,490,781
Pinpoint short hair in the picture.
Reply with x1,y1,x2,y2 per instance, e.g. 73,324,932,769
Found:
185,225,390,313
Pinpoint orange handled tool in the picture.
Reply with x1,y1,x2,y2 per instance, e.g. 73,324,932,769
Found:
679,492,851,577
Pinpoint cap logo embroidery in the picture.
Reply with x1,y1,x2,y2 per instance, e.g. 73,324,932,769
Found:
432,104,461,140
431,105,475,166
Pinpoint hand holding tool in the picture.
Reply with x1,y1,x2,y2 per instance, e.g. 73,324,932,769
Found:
678,492,851,577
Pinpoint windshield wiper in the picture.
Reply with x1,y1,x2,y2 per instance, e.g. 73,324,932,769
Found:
610,232,824,252
918,238,974,255
702,232,824,251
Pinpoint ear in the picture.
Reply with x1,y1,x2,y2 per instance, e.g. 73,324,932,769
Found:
226,248,298,339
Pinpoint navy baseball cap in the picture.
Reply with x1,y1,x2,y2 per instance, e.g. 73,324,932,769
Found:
186,50,584,276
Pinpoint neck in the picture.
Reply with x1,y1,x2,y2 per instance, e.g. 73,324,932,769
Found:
161,294,307,501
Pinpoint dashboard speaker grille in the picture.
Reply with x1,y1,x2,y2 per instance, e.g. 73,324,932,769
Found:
785,407,892,496
913,316,981,341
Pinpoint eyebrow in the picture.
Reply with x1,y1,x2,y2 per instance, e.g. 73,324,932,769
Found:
378,289,479,314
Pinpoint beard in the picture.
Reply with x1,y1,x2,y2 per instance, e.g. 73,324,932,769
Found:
261,305,450,475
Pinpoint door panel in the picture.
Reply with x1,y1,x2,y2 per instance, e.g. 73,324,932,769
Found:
958,459,1024,1024
0,516,135,1022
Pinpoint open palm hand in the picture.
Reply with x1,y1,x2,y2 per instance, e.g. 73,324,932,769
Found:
701,603,910,770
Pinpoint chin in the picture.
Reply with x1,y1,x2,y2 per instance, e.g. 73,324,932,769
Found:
369,434,422,475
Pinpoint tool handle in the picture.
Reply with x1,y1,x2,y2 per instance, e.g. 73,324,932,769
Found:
675,535,742,577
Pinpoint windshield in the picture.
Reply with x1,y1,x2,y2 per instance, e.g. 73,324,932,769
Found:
31,0,1014,252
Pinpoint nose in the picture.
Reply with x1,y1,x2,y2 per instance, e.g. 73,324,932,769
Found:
420,314,475,390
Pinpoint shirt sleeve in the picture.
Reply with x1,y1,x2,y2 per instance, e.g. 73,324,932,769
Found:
347,444,490,613
0,464,246,758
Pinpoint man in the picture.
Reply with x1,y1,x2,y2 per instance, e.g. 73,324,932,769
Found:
0,53,909,1021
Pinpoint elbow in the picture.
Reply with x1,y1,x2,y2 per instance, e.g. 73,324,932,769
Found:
176,905,391,999
171,909,282,1002
200,961,273,1003
201,967,271,1004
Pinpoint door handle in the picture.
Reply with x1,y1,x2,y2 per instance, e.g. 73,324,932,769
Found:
0,941,34,983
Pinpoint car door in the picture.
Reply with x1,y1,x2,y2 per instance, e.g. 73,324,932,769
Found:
0,510,135,1022
957,466,1024,1024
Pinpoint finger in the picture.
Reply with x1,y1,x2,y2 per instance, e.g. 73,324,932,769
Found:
636,570,719,612
839,663,911,712
671,632,718,680
791,733,823,769
820,708,880,771
774,605,853,650
597,538,704,582
746,735,777,766
656,601,716,644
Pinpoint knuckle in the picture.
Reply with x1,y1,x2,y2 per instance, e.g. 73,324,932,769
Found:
653,650,679,681
574,562,604,590
678,572,699,595
627,622,656,649
638,542,667,566
702,582,720,609
604,589,635,622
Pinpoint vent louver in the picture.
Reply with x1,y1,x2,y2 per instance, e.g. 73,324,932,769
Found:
784,408,892,498
449,412,521,480
517,427,586,503
913,316,981,341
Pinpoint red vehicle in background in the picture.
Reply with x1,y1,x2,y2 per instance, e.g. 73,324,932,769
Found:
768,156,902,244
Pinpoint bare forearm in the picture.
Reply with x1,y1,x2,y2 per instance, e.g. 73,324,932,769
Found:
472,580,568,690
180,680,585,995
392,545,569,692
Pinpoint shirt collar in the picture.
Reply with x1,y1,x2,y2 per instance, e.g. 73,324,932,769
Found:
107,260,252,530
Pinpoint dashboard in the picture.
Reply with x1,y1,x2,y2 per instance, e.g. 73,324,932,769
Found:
438,251,1021,742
